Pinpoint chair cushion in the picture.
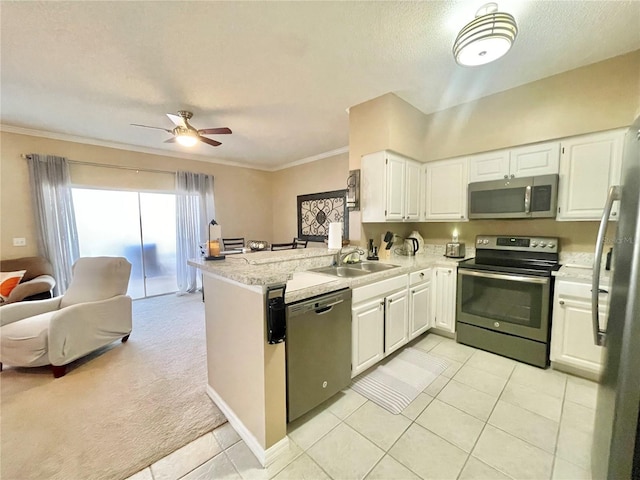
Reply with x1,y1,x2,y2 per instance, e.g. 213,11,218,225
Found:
0,270,26,303
60,257,131,308
0,310,55,367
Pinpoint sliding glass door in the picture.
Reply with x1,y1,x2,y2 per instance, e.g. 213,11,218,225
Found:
72,188,177,299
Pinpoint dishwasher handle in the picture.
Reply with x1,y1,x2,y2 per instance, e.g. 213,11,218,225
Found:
286,289,350,318
314,299,344,315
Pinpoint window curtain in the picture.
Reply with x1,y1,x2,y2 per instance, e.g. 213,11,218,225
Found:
27,154,80,295
175,171,215,294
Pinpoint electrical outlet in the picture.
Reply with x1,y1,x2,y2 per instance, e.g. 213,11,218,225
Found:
12,237,26,247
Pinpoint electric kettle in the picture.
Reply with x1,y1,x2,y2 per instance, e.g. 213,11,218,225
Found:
404,237,419,256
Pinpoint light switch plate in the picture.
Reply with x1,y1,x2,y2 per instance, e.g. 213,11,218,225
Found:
12,237,26,246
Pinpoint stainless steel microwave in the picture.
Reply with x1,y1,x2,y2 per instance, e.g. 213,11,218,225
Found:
468,174,558,219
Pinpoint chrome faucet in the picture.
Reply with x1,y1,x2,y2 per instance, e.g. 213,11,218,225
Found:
336,247,366,266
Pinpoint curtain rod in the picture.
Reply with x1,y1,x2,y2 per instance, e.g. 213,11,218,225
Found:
21,154,177,175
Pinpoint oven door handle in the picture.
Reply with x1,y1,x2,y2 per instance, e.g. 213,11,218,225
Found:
459,269,549,285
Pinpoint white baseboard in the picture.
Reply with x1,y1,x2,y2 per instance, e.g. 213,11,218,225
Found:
206,385,289,467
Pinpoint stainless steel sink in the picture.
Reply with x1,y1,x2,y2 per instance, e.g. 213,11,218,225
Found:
346,262,399,273
310,262,399,278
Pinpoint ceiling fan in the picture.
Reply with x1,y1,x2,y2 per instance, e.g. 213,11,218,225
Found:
131,110,232,147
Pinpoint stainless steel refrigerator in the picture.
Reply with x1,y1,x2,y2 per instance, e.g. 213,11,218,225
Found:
591,116,640,479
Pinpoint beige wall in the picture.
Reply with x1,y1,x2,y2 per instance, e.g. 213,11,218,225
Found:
350,50,640,169
421,50,640,161
348,50,640,251
270,152,349,244
0,131,273,259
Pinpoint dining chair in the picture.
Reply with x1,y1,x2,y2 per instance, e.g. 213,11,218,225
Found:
293,238,308,249
222,237,245,250
270,242,296,251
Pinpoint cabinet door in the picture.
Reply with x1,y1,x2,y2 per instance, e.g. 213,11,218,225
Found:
352,298,384,377
433,267,456,332
360,151,387,222
509,142,560,178
404,160,422,220
550,296,605,375
409,281,432,340
424,157,468,221
557,130,624,221
468,150,510,182
384,289,409,356
385,154,406,221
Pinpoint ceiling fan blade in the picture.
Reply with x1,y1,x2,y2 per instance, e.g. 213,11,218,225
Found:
131,123,172,133
199,136,222,147
166,113,187,127
164,137,177,143
198,127,232,135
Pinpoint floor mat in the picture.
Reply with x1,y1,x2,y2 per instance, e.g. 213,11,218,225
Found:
351,347,448,414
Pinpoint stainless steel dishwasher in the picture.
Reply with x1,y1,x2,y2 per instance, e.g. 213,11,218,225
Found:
286,288,352,422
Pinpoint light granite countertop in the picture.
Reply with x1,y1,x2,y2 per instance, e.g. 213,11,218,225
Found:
188,247,471,304
553,251,612,284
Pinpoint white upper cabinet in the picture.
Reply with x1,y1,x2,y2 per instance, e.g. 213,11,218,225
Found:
468,142,560,183
423,157,469,221
556,130,624,221
468,150,510,183
361,150,421,222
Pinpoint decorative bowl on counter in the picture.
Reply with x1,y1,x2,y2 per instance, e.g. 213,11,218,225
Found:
248,240,268,251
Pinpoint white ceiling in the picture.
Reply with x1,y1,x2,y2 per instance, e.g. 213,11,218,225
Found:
1,1,639,170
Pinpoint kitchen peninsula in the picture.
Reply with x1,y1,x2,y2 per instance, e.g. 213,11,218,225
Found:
189,247,467,466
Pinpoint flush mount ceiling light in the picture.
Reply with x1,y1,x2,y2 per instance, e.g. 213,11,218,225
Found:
453,2,518,67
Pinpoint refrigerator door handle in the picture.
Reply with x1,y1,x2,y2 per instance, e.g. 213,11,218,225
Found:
592,185,621,346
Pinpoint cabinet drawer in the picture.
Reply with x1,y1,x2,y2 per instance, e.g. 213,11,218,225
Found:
352,275,408,304
409,268,432,285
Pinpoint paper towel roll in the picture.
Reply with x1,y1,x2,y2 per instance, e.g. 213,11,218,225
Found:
328,222,343,249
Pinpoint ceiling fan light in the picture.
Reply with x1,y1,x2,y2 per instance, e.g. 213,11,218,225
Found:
453,4,518,67
175,132,198,147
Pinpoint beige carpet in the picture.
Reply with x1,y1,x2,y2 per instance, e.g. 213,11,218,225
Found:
1,293,227,480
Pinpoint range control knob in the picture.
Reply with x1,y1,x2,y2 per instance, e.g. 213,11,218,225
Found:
531,241,538,247
548,243,555,248
477,238,483,244
539,241,546,248
482,239,489,245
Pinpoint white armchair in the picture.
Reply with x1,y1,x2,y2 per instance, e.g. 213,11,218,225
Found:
0,257,132,378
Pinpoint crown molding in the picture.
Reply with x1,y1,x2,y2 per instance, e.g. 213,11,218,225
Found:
270,146,349,171
0,124,272,171
1,124,349,173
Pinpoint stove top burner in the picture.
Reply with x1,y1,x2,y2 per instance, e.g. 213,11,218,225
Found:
459,235,560,277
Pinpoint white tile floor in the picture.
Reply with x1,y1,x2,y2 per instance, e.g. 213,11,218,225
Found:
128,333,597,480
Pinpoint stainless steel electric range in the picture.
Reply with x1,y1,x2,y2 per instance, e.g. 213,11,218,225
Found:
456,235,560,368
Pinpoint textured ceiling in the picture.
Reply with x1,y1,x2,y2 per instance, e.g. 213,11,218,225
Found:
1,1,639,170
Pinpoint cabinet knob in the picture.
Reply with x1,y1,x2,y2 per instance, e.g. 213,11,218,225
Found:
420,272,424,277
612,212,617,216
388,298,393,303
504,175,509,179
559,300,565,305
510,174,515,179
448,269,452,274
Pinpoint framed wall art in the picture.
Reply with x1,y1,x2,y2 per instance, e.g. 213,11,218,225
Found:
297,189,349,242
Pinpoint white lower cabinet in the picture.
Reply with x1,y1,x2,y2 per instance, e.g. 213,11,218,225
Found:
433,266,457,333
352,298,385,376
384,289,409,356
550,279,608,377
409,269,433,340
351,275,408,377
